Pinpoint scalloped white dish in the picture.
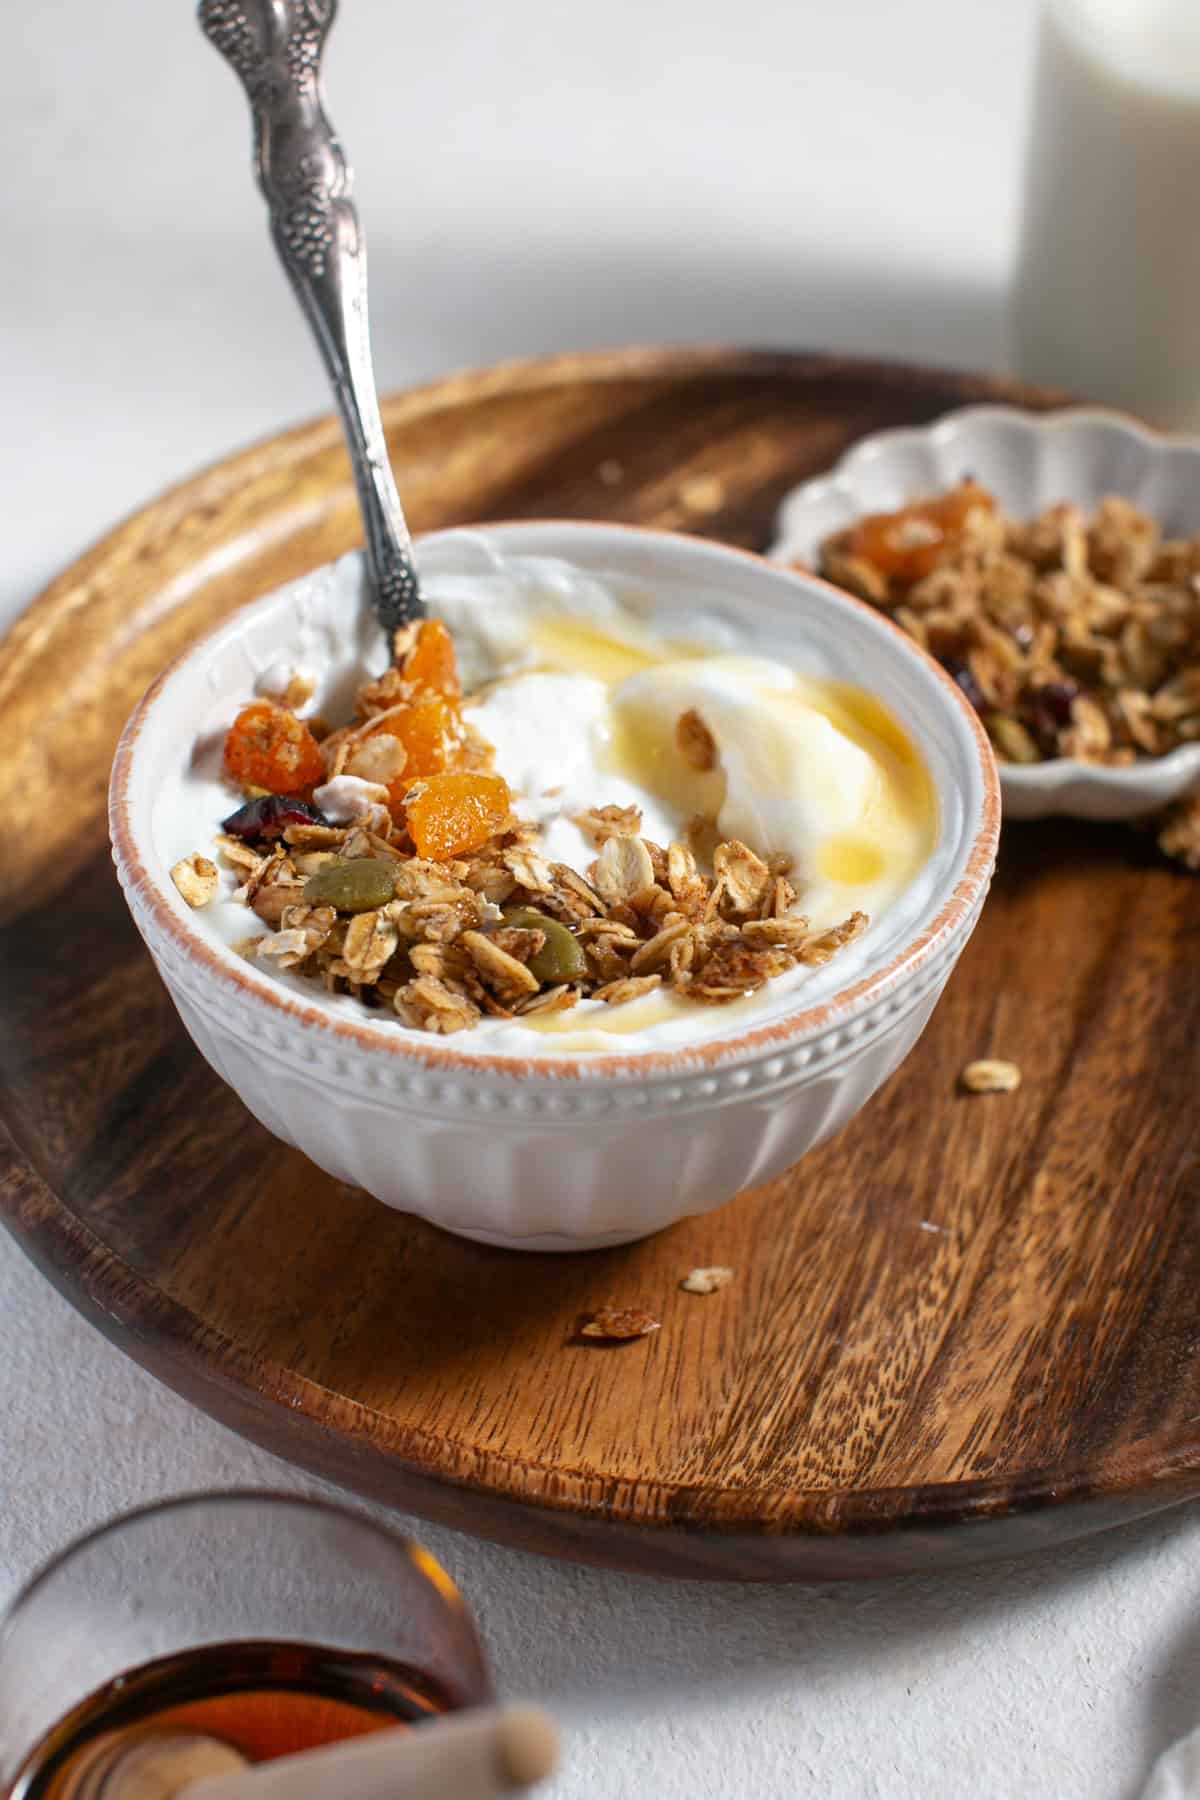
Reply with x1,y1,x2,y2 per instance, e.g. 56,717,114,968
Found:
770,405,1200,822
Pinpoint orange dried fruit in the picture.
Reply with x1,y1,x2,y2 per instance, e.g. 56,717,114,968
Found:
404,771,512,860
848,479,996,586
403,618,461,698
223,702,324,796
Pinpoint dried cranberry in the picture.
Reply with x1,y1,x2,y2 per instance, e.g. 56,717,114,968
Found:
1024,680,1079,751
942,657,986,714
220,794,330,842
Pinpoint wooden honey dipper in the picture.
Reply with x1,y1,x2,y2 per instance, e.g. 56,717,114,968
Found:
63,1704,560,1800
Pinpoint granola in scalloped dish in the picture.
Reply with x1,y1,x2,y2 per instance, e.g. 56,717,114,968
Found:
813,481,1200,867
169,558,936,1051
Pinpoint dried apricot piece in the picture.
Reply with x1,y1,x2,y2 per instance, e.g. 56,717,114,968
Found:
403,618,461,698
405,771,512,860
223,702,324,796
848,479,996,586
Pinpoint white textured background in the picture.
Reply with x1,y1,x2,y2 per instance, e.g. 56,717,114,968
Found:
5,2,1199,1795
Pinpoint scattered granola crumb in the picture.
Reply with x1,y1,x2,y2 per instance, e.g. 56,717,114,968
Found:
580,1306,661,1341
678,474,726,515
960,1058,1022,1094
171,853,219,908
1158,790,1200,871
681,1266,734,1295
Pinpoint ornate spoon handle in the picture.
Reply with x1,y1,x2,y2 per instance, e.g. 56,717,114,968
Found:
198,0,423,637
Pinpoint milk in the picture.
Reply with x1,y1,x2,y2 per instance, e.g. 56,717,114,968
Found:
1013,0,1200,427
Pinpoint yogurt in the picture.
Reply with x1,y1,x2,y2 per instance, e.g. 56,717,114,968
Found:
467,646,930,940
161,545,938,1056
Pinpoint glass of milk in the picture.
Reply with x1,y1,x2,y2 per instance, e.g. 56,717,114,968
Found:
1013,0,1200,427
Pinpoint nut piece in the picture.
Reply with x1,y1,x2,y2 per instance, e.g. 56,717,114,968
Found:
171,853,219,908
580,1305,661,1341
960,1058,1021,1094
593,833,656,904
676,707,717,772
681,1266,734,1295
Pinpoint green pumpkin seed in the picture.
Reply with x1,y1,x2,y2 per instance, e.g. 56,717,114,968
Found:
501,906,587,983
303,856,396,912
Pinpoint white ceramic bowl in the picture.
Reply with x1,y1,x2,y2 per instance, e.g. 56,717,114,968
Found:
770,404,1200,822
109,523,998,1252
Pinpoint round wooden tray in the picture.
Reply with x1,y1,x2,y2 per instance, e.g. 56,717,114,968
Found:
3,347,1198,1580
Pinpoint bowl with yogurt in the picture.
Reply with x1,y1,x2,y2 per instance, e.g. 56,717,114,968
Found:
109,523,998,1250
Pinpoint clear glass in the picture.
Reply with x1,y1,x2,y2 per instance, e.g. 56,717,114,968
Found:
0,1491,491,1788
1013,0,1200,427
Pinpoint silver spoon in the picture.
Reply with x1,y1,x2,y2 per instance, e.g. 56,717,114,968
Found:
198,0,423,640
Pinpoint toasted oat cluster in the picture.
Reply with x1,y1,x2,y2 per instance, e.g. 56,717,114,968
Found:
817,484,1200,767
815,483,1200,872
174,619,870,1035
1158,790,1200,871
206,804,867,1035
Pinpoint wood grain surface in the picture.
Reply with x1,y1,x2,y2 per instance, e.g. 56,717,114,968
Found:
2,347,1199,1580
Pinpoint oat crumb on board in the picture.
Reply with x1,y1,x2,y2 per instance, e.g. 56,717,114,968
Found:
681,1267,734,1295
959,1058,1021,1094
579,1305,661,1341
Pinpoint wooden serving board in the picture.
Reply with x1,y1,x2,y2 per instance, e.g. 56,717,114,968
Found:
3,347,1199,1580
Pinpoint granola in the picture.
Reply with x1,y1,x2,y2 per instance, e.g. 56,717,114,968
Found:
579,1305,661,1341
680,1266,734,1295
1158,790,1200,870
815,483,1200,865
817,484,1200,768
959,1058,1022,1095
170,853,219,909
191,618,874,1035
